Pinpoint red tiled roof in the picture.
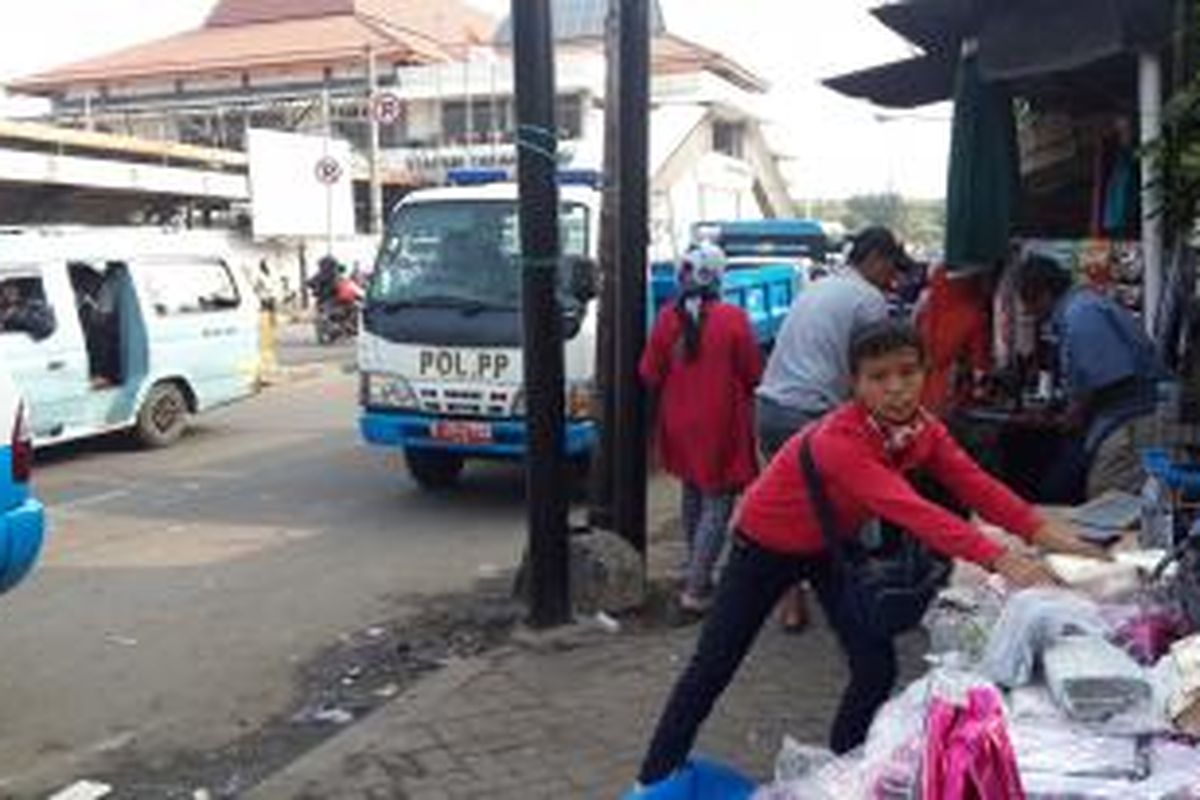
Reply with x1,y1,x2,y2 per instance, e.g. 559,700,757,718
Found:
9,0,495,95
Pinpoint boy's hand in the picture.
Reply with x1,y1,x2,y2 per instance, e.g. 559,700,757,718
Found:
1032,520,1112,561
991,549,1062,588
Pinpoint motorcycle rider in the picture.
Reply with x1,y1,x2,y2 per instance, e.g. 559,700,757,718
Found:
308,255,362,343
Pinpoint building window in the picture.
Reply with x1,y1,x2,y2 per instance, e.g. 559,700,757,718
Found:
442,99,514,145
713,121,746,159
555,94,584,140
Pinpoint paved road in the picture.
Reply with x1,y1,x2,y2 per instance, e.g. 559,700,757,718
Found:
0,372,530,793
275,320,355,368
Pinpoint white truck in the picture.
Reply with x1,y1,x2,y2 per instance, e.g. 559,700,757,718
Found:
357,170,602,489
357,169,803,490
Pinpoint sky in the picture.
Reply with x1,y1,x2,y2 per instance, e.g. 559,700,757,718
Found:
0,0,952,199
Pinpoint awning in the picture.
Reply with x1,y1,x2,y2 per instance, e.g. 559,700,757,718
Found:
979,0,1171,81
822,54,956,110
824,0,1172,109
870,0,971,54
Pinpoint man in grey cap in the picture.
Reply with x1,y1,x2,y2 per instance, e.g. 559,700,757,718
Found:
758,226,916,455
756,225,916,629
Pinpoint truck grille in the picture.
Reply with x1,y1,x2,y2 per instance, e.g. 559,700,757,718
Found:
416,385,513,417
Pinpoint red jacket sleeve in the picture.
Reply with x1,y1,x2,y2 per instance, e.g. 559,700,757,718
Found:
967,308,991,374
924,425,1043,543
812,429,1007,566
639,307,678,390
730,307,763,394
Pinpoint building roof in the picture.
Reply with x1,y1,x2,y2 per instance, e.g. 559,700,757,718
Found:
652,35,768,94
9,0,495,96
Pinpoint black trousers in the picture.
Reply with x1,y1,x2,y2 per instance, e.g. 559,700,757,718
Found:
638,535,898,785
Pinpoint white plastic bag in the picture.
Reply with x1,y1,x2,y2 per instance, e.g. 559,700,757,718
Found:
771,737,836,783
980,588,1108,687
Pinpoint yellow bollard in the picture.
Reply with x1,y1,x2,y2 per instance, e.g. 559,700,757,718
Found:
259,308,279,384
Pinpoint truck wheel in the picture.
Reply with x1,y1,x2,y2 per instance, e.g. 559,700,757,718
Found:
405,450,464,490
135,382,189,448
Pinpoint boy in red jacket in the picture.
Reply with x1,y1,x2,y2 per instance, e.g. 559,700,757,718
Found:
640,243,763,613
634,320,1107,790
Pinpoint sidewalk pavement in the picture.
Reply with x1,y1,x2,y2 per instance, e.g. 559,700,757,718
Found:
247,482,925,800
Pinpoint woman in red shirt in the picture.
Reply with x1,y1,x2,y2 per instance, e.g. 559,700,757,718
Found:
640,243,763,613
634,320,1107,790
915,263,992,415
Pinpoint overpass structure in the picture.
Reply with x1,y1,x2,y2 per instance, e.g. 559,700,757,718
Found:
0,120,249,225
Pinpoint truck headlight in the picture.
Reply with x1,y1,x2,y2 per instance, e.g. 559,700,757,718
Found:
508,383,594,419
362,373,418,409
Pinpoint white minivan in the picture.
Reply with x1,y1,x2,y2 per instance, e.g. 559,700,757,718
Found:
0,227,261,448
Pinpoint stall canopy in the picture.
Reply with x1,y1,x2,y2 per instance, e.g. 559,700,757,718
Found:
824,0,1173,109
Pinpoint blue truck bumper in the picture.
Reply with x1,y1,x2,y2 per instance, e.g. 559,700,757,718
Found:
360,411,597,459
0,498,45,594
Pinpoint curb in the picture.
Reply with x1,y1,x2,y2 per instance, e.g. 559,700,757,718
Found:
244,657,492,799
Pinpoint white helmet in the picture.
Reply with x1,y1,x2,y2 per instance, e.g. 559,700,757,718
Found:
678,242,727,293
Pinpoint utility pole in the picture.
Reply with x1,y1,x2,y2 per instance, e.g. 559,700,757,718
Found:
589,0,622,532
366,45,384,235
512,0,571,628
612,0,651,555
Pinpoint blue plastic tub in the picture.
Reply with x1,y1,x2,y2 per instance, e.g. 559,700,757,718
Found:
620,758,757,800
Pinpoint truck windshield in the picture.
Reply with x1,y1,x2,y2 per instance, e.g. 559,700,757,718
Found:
370,200,590,311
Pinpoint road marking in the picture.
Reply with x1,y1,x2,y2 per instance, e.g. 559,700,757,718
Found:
51,489,130,512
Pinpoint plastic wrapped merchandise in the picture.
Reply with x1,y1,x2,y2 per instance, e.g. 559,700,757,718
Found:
1140,473,1175,550
1009,711,1143,780
923,584,1005,663
1104,601,1192,666
980,589,1109,687
1021,738,1200,799
771,737,836,783
1046,555,1141,600
752,751,868,800
1043,635,1152,722
921,684,1025,800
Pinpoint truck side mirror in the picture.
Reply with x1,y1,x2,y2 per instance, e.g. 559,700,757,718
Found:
566,256,598,302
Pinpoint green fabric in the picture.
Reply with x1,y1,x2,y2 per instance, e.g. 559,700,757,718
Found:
944,52,1018,270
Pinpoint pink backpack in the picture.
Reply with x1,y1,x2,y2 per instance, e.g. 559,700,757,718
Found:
921,686,1026,800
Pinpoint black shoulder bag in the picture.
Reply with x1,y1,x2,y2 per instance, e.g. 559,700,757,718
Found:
799,438,951,639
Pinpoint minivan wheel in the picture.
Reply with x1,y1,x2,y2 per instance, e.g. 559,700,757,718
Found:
404,450,464,490
135,382,189,448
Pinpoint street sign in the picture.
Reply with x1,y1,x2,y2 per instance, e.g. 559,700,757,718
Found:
314,155,343,185
371,91,403,125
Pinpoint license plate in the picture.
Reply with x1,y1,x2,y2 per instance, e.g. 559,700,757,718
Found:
430,421,493,445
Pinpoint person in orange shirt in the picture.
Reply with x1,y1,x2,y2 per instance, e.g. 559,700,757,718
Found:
915,263,993,415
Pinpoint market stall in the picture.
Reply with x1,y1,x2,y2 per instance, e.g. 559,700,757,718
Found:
752,503,1200,799
827,0,1199,506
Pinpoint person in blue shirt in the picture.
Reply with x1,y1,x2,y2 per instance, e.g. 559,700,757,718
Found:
1017,254,1167,503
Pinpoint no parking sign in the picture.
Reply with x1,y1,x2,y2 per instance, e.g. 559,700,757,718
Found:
371,91,403,125
314,155,343,185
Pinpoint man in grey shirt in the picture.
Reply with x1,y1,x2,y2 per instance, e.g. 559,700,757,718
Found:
757,226,916,457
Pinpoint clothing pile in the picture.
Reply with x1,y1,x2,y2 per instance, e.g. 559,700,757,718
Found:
755,559,1200,800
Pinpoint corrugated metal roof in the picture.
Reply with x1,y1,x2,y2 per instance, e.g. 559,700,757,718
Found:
494,0,665,44
207,0,354,28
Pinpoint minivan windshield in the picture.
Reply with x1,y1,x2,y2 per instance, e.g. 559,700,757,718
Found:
370,200,590,312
